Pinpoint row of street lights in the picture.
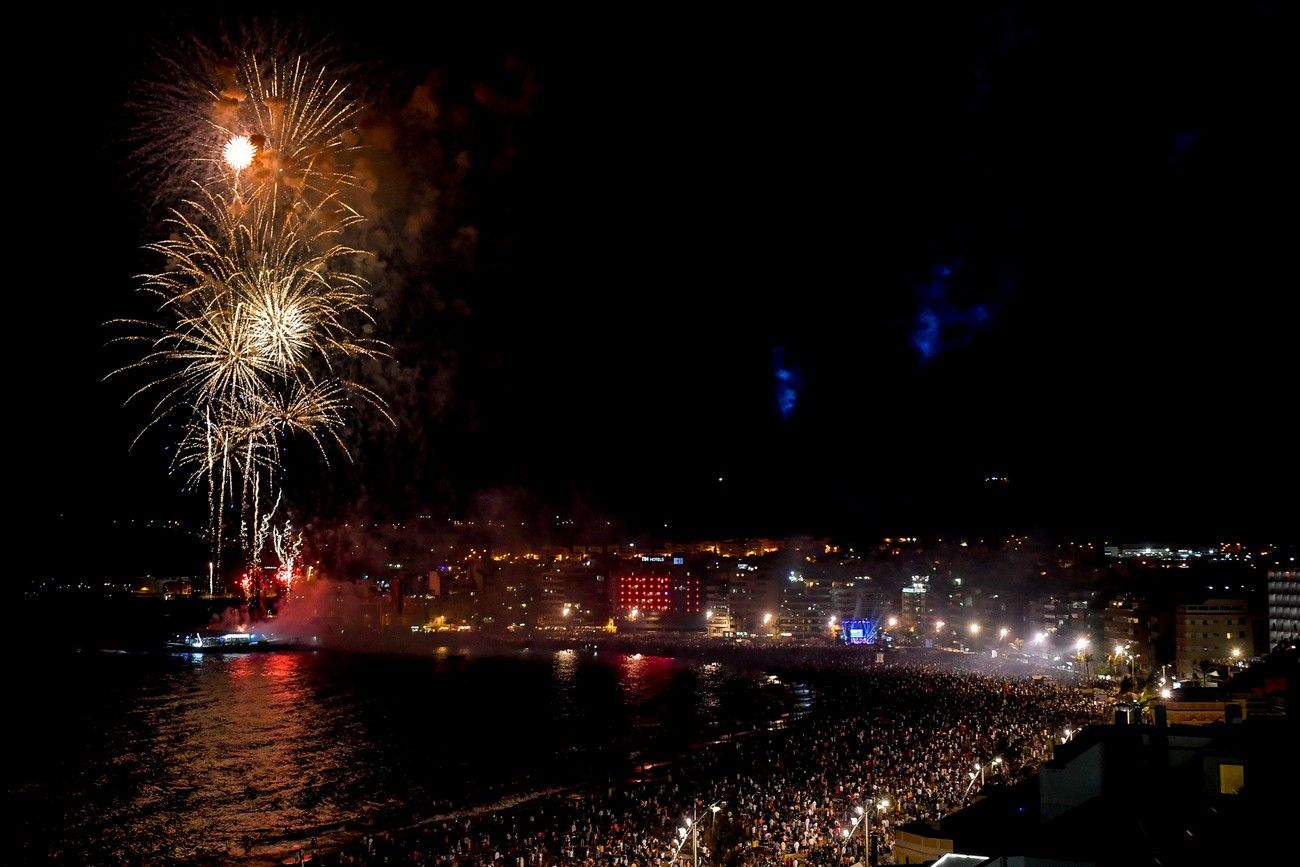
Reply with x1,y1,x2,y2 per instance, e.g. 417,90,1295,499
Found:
669,797,895,866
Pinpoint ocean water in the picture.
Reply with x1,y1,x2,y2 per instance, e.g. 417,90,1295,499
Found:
13,647,795,863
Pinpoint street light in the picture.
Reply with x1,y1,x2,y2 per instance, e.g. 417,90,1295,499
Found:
670,801,724,867
999,627,1010,641
887,616,899,628
845,799,890,865
969,622,981,636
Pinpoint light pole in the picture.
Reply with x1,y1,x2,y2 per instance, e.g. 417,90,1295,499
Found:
845,799,890,865
1112,644,1139,680
672,801,722,867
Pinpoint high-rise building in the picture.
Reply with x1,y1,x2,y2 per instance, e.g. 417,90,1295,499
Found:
612,555,702,632
1066,590,1102,644
1035,594,1071,635
1174,599,1250,680
1267,568,1299,651
721,562,781,635
901,576,932,626
1104,594,1151,663
779,575,835,640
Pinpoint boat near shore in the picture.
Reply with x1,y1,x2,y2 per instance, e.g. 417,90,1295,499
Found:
165,631,293,653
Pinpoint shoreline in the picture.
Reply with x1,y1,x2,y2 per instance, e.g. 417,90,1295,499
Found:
238,785,582,866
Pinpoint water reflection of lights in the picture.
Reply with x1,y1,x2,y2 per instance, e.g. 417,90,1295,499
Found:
697,660,724,715
617,652,677,708
157,653,327,851
552,649,578,703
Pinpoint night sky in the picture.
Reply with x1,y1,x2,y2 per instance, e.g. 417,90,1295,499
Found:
19,5,1294,558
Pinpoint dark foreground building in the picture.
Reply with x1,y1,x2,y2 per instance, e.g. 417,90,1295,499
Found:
893,715,1296,865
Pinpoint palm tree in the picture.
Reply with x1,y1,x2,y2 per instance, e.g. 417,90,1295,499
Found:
1117,671,1160,722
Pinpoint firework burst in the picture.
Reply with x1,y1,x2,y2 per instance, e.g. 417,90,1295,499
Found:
114,44,388,578
130,29,360,213
116,186,381,417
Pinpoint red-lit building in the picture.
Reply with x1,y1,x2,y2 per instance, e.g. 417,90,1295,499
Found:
613,555,703,631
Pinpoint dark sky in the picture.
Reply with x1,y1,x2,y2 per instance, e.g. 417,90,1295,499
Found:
18,4,1295,550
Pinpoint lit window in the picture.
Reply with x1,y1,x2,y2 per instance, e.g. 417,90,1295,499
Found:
1218,763,1244,795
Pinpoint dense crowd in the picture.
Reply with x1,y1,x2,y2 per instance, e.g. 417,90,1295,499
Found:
309,660,1106,866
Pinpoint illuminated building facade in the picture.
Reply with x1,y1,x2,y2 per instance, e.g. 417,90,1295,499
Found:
779,575,834,640
613,555,701,631
1175,599,1250,680
1267,568,1299,650
1104,594,1151,660
900,576,931,626
1036,594,1070,635
720,563,780,635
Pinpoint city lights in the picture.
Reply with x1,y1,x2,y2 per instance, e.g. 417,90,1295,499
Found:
616,573,701,614
969,622,980,635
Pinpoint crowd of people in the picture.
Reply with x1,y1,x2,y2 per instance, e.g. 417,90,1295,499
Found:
308,658,1106,866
